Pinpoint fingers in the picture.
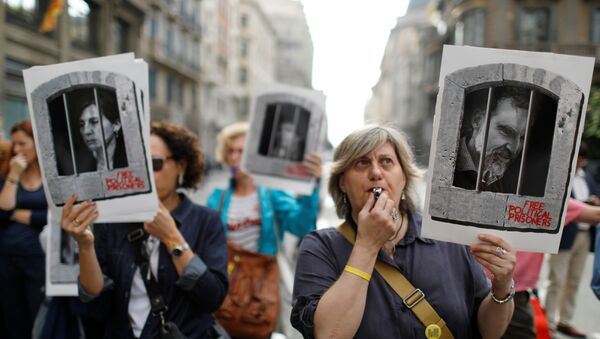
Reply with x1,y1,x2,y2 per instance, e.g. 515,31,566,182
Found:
360,193,376,215
303,154,322,178
62,195,78,220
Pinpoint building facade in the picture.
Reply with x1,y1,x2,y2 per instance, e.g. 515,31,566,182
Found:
0,0,147,137
258,0,313,88
367,0,600,166
140,0,202,135
365,1,440,165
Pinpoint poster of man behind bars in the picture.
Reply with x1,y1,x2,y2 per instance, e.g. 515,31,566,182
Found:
423,45,595,253
242,83,326,195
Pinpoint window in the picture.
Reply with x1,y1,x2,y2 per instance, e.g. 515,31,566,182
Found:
239,67,248,85
3,96,29,137
149,68,157,99
240,13,248,28
592,9,600,43
240,39,249,57
517,7,554,44
454,8,485,46
5,0,51,30
149,13,158,39
167,76,174,103
69,0,96,50
166,25,174,58
112,19,129,53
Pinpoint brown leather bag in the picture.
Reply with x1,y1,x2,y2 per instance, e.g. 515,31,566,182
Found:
214,241,280,339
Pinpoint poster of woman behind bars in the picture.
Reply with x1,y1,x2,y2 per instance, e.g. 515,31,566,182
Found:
23,54,157,223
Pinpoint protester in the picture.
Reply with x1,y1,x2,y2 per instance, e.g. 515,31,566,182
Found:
503,198,600,339
62,121,228,338
544,144,598,338
207,121,321,255
206,122,320,336
0,120,48,339
291,125,516,338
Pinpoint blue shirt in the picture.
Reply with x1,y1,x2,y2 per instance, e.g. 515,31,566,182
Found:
0,178,48,256
291,213,490,339
80,195,228,339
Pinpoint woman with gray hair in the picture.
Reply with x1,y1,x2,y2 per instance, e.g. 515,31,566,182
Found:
291,125,516,338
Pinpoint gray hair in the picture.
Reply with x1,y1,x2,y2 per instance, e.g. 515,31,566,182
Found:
328,124,423,218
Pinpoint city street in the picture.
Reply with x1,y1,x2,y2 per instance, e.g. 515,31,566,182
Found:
194,167,600,338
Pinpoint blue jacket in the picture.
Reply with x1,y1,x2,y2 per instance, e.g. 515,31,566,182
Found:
80,195,228,339
207,184,319,255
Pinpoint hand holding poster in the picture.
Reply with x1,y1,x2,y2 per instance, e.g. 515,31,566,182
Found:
242,83,326,195
422,45,595,253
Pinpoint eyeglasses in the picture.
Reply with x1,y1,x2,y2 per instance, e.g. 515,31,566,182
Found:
152,156,174,172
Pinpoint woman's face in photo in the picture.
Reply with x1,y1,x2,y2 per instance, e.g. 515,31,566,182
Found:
11,130,37,164
79,104,116,152
226,134,246,170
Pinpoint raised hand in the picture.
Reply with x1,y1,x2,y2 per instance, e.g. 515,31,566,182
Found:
61,194,98,247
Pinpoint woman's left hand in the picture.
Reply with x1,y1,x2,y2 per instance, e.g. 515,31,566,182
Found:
303,153,322,179
470,234,516,296
144,202,181,245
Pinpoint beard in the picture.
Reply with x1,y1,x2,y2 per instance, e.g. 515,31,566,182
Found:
481,147,513,185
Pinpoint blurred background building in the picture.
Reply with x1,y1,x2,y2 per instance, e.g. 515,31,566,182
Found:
0,0,314,167
366,0,600,167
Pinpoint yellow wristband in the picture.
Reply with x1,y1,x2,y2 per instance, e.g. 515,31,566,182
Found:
344,265,371,282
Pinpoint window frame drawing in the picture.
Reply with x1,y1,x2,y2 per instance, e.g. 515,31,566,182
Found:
29,71,152,206
428,63,584,234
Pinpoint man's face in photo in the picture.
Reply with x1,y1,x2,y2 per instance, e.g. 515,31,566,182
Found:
471,97,528,185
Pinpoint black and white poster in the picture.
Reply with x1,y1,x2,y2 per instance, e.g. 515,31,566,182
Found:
423,45,594,253
24,54,158,224
243,83,326,195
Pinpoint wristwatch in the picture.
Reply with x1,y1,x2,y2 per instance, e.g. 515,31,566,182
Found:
170,242,190,257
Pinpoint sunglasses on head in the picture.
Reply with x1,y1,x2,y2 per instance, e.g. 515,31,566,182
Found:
152,156,174,172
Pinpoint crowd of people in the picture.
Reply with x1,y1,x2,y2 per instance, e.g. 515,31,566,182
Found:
0,118,598,339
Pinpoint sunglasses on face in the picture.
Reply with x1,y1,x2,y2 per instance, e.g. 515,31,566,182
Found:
152,156,174,172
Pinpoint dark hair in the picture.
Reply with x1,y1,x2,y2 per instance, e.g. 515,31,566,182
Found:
151,121,204,189
491,86,530,114
10,119,34,139
578,142,588,158
71,87,120,124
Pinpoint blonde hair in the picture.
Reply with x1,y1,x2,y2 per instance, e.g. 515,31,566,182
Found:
215,122,249,165
328,124,423,218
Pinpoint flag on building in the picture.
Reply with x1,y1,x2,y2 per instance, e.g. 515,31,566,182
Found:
39,0,65,33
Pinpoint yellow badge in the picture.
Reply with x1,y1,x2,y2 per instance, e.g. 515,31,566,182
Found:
425,324,441,339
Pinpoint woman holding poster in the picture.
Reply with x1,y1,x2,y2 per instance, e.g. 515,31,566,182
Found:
291,125,516,339
0,120,48,339
61,122,228,338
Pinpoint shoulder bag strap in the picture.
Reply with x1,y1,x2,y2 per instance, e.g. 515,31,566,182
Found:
337,222,454,339
127,223,169,323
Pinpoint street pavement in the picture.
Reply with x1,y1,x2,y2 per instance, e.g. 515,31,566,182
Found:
192,168,600,338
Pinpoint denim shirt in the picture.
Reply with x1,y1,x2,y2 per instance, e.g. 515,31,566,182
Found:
291,213,490,339
79,195,228,339
207,184,319,255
